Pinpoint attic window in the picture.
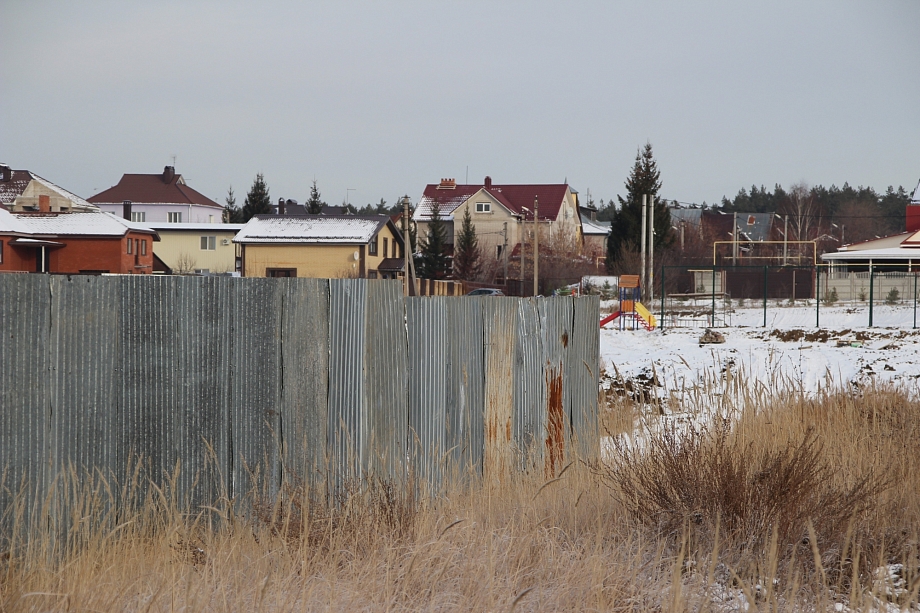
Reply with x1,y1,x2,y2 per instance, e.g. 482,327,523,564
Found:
475,202,491,213
747,215,756,226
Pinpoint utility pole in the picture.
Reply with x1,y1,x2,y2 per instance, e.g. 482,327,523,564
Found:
732,212,739,265
648,194,654,302
640,194,648,298
502,221,508,284
402,196,416,296
783,214,789,266
533,196,539,297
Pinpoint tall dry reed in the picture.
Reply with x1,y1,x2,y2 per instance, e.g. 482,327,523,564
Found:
2,382,919,611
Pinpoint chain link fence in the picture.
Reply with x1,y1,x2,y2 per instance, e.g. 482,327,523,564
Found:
657,265,920,329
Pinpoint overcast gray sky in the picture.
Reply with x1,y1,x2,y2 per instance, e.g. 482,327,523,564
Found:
2,1,918,209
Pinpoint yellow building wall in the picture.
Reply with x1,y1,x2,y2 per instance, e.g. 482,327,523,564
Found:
154,230,239,273
242,223,403,278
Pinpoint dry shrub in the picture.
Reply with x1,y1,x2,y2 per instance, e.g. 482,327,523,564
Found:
604,426,883,557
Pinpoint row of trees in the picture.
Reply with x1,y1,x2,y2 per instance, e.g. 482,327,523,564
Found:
599,143,915,273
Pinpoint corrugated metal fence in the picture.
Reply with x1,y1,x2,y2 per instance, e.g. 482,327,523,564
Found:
0,275,598,525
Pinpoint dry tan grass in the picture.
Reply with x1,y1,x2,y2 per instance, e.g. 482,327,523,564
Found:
3,383,920,611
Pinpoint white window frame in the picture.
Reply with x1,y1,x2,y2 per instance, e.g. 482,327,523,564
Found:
131,211,146,222
200,236,217,251
475,202,491,213
168,212,182,223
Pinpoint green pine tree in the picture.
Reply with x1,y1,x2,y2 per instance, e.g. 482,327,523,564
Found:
224,185,244,223
242,173,272,221
306,180,325,214
453,207,482,280
417,200,451,279
606,143,672,271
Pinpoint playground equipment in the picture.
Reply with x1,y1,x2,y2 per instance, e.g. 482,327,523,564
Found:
600,275,657,330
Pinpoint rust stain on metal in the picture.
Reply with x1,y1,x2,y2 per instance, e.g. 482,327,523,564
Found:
545,370,565,478
561,331,568,348
505,419,511,442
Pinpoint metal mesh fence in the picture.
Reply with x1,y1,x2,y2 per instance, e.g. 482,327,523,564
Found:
656,265,920,329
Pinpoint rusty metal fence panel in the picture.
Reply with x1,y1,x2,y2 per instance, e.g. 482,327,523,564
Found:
0,276,600,529
513,299,546,472
567,295,600,460
445,298,485,477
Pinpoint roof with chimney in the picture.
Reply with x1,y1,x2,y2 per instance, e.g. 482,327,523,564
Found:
87,166,222,208
413,177,573,222
234,214,401,245
0,209,158,239
0,165,95,211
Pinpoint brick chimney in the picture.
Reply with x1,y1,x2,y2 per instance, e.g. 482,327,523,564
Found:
484,176,492,189
437,178,456,190
123,200,132,220
278,197,286,215
0,164,10,182
39,195,50,213
163,166,175,183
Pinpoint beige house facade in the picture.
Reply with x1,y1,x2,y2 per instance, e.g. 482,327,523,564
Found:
414,177,584,262
144,223,244,274
234,215,404,278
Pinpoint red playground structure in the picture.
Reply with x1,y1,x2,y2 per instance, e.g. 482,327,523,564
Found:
599,275,657,330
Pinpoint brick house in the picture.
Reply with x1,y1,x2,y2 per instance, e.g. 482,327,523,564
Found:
0,206,159,274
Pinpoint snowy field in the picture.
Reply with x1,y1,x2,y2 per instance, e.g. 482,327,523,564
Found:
600,303,920,411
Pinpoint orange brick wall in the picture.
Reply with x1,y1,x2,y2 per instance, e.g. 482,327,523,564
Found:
0,232,154,274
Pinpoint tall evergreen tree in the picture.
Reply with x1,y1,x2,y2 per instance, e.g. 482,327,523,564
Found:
453,206,482,280
306,180,325,214
417,201,451,279
224,185,244,223
606,143,672,271
242,173,271,221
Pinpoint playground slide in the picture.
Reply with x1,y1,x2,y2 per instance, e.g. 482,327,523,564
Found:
634,302,657,330
599,311,621,327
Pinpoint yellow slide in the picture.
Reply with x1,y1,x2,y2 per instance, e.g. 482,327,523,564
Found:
634,302,657,330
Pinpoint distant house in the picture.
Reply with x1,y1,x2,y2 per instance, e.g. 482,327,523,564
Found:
580,212,610,259
88,166,223,223
0,163,98,213
141,222,244,274
0,208,158,274
233,215,404,278
413,177,583,261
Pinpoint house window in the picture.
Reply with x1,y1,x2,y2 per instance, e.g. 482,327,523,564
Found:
497,245,503,259
475,202,491,213
368,270,378,279
383,238,388,259
200,236,217,250
168,212,182,223
131,211,146,222
392,239,398,258
368,236,378,255
266,268,296,277
141,240,147,256
127,238,133,254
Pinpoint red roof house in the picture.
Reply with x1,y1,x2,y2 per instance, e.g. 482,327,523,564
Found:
88,166,223,224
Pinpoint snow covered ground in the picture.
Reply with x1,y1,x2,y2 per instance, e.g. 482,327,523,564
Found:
600,303,920,411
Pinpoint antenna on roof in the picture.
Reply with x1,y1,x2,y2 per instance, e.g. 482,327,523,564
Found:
170,154,176,167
